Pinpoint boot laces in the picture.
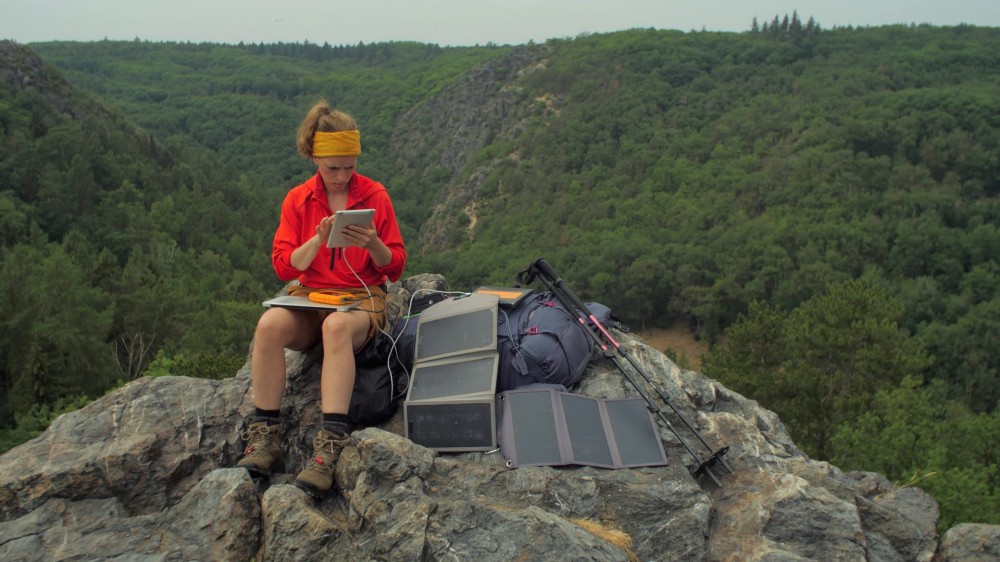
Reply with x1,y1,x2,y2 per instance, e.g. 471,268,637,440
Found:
241,423,276,456
306,431,347,476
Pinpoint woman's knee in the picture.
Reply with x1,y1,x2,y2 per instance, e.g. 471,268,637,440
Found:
255,309,300,346
321,313,364,346
321,313,349,337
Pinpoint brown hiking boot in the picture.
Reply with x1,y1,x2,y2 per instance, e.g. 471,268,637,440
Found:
294,429,350,496
236,420,283,476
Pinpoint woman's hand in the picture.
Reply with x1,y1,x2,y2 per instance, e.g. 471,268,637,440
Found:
314,215,336,244
291,215,336,270
339,223,377,249
340,222,392,267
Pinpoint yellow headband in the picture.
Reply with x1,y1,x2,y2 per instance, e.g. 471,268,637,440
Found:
312,130,361,157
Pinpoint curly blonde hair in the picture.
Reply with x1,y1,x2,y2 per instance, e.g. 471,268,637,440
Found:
295,101,358,158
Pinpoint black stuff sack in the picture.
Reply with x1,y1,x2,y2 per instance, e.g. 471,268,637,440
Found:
348,292,444,427
348,329,409,427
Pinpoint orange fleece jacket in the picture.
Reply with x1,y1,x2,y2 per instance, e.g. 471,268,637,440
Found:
271,172,406,288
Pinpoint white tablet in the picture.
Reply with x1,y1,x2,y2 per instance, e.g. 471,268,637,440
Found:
325,209,375,248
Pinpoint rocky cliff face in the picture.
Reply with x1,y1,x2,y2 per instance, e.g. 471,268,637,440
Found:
389,45,554,252
0,40,110,123
0,275,997,561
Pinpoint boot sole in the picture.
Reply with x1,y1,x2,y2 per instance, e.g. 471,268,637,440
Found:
238,460,284,478
293,479,333,498
242,466,272,479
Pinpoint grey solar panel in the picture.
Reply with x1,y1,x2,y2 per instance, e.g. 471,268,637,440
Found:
407,352,498,402
561,394,615,467
404,400,496,451
605,398,668,466
413,294,499,362
404,294,501,452
496,387,668,469
507,389,563,466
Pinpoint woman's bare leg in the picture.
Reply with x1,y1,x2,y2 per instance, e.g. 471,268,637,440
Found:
251,307,318,410
319,310,372,413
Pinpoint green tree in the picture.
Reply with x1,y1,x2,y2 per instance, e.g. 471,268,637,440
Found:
0,243,117,420
830,376,1000,529
785,279,930,456
704,278,930,458
109,245,186,380
701,300,787,403
921,298,1000,412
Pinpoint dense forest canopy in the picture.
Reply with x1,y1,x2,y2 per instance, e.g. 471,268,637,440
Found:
2,21,998,527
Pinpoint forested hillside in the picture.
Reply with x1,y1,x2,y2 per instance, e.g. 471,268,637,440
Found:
5,22,999,527
0,40,273,438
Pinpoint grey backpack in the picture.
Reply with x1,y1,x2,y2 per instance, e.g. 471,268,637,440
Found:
495,292,614,392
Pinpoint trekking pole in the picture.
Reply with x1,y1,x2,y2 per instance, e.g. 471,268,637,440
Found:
519,258,732,485
528,258,733,476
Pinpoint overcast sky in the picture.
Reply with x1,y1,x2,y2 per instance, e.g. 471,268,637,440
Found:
1,0,998,46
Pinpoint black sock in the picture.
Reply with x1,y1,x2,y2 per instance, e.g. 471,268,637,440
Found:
321,412,351,437
254,408,281,425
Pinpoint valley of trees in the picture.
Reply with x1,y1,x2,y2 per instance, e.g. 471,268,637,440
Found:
1,20,997,529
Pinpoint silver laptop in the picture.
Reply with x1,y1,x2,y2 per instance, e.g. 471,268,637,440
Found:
262,294,358,312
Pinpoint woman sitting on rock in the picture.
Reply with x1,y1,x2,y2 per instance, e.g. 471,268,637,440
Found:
236,100,406,496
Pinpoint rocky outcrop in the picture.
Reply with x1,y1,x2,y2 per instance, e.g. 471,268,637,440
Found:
0,40,109,123
389,46,555,251
1,274,996,561
938,524,1000,561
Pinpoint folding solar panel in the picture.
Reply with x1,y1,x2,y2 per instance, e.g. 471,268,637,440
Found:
406,351,499,402
561,393,615,467
495,386,668,469
404,398,497,452
404,294,501,452
413,293,499,362
604,398,671,467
